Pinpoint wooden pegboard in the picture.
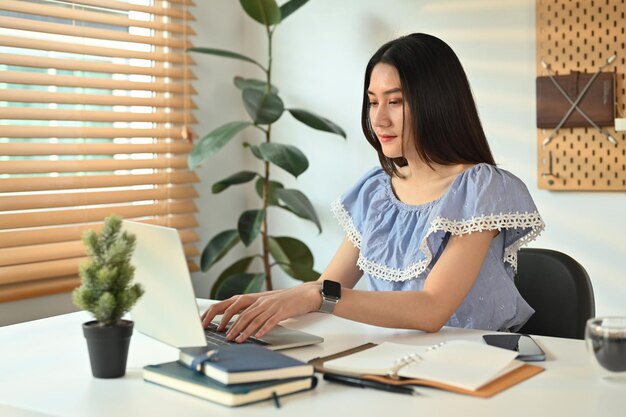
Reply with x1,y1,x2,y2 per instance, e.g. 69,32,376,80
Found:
536,0,626,190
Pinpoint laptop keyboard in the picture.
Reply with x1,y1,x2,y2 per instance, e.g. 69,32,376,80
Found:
204,323,269,346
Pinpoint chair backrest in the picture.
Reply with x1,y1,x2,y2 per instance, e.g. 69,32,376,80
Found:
515,248,595,339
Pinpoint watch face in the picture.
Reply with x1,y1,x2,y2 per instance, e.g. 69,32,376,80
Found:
322,280,341,299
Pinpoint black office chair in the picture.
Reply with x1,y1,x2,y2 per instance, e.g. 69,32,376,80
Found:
514,248,595,340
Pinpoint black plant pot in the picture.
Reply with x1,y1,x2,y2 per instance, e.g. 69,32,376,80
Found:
82,320,134,378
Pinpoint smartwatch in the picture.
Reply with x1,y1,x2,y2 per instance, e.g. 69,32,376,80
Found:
319,280,341,314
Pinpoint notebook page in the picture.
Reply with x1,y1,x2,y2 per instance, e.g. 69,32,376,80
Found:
398,340,519,391
324,343,430,375
487,359,525,381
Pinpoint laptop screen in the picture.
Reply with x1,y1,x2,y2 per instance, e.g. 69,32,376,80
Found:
123,221,208,348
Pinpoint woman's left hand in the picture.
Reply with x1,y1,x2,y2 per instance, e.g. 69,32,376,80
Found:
224,282,322,343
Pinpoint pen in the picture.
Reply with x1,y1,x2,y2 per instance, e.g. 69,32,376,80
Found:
323,373,419,396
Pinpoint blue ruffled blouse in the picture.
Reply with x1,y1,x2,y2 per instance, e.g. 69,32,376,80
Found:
330,164,545,331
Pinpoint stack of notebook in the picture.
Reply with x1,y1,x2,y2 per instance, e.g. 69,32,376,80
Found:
143,344,317,407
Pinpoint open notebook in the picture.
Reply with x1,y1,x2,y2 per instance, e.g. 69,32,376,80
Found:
314,341,544,397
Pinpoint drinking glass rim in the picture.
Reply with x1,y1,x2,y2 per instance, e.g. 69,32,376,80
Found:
586,316,626,338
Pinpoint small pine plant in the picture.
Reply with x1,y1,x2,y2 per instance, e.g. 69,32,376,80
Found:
73,215,144,326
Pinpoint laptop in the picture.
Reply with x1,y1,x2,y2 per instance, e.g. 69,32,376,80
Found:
122,220,324,350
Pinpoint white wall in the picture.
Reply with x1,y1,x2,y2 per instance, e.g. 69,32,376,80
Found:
190,0,626,316
3,0,623,326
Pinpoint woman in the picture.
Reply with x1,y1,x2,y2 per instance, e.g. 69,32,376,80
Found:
201,33,544,342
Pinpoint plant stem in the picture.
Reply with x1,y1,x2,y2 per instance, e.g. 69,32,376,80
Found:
261,26,274,291
261,130,272,291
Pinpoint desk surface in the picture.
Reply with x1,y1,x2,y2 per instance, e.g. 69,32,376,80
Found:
1,300,624,417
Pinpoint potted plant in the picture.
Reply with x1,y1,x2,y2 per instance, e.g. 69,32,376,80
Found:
73,214,144,378
188,0,346,299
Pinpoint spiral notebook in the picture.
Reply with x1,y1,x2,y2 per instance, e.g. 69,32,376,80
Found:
311,341,544,398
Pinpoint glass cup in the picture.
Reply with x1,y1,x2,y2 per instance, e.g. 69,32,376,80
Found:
585,317,626,382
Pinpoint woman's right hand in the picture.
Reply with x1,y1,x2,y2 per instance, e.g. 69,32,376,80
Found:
200,282,322,341
200,290,280,331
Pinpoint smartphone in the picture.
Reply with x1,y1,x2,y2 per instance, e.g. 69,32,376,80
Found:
482,334,546,362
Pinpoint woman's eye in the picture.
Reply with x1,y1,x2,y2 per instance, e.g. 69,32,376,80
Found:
368,102,378,107
389,100,402,105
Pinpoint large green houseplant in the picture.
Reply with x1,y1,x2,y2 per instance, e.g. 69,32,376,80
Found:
188,0,345,299
73,215,144,378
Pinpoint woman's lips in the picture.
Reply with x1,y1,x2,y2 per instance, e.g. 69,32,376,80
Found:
378,134,397,143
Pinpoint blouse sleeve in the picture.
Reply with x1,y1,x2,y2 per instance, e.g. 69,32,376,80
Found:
423,164,545,272
330,166,386,248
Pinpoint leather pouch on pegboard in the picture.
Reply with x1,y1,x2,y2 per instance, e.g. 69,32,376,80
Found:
536,71,615,128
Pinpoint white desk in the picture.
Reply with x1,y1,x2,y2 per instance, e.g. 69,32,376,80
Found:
1,300,624,417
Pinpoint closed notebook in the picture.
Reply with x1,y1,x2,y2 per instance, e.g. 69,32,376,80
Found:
321,341,542,395
143,361,317,407
179,344,314,385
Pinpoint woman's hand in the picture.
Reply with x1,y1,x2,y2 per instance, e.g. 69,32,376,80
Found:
200,290,279,330
202,282,322,343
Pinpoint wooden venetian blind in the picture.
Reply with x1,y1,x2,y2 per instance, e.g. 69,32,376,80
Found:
0,0,199,303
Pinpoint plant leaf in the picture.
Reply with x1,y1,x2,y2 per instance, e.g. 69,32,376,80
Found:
288,108,346,138
276,189,321,232
268,236,313,269
280,0,309,20
237,209,266,246
215,272,266,300
189,121,252,169
255,178,284,205
187,47,266,72
200,230,240,272
212,171,258,194
276,203,301,218
268,237,320,282
240,0,281,26
243,142,264,160
234,76,278,94
210,256,256,299
257,143,308,178
282,263,321,282
242,88,284,125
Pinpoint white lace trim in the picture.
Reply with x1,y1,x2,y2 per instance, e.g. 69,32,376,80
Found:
331,198,545,282
356,255,428,282
330,197,361,248
423,212,545,276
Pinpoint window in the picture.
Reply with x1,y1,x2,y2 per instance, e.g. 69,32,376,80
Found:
0,0,198,302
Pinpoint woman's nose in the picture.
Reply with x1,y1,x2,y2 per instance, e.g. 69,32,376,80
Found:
371,107,391,127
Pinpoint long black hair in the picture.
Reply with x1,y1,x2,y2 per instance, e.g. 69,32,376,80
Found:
361,33,496,177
